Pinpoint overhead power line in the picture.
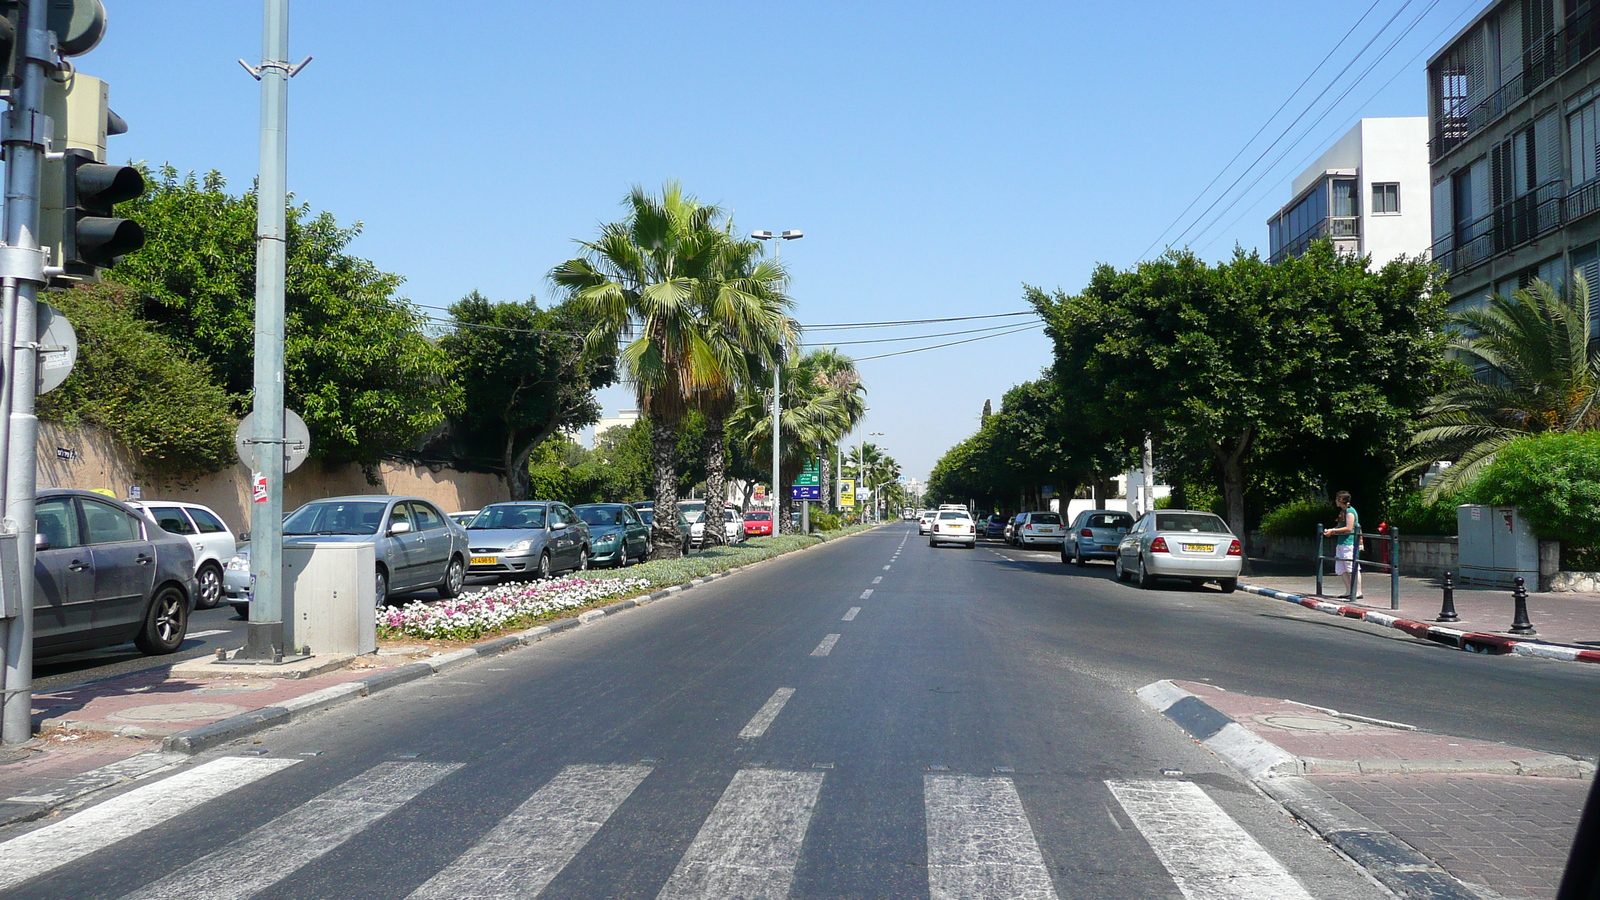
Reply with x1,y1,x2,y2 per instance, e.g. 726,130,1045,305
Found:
803,321,1034,346
853,323,1045,362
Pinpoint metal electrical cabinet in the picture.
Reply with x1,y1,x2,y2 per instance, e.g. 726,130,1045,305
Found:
283,543,376,655
1457,505,1539,588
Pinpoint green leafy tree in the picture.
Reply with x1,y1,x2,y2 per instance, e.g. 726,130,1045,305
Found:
1031,243,1450,537
435,293,615,499
109,166,457,470
38,284,236,477
1399,277,1597,500
728,349,856,533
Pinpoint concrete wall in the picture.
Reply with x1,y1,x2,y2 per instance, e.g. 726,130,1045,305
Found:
1358,117,1433,265
36,422,509,534
1253,532,1460,578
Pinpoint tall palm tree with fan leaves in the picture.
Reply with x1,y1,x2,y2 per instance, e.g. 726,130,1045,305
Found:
551,182,724,558
1398,276,1600,499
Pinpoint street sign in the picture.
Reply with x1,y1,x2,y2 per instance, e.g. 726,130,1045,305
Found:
793,473,820,487
897,474,906,484
753,484,767,501
790,484,821,501
236,407,312,473
36,302,77,395
840,479,856,508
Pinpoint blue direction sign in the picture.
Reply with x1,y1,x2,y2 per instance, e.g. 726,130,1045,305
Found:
790,485,822,500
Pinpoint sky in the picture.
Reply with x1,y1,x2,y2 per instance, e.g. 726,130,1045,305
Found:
67,0,1481,484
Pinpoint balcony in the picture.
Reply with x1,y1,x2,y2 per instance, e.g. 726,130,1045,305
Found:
1429,26,1589,162
1269,217,1359,264
1430,180,1566,274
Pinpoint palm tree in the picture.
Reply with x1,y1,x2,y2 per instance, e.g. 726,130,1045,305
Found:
1398,276,1600,499
805,348,867,514
845,443,898,519
694,234,797,546
729,349,856,533
550,182,724,558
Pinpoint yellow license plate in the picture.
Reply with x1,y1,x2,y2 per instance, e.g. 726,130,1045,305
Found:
1183,543,1214,552
471,556,498,566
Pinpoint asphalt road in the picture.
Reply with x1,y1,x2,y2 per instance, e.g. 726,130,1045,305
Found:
3,522,1595,899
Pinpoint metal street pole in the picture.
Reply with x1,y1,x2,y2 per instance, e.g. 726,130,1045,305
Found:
0,0,52,743
752,230,800,531
866,431,883,520
239,0,293,661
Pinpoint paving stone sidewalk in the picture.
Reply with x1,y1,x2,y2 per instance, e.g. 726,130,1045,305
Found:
1176,680,1593,900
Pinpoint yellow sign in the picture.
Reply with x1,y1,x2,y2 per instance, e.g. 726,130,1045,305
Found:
840,479,856,508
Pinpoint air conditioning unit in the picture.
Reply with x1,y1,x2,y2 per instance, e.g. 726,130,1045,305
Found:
284,543,376,655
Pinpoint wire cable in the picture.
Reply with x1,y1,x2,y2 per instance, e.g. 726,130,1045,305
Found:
853,323,1045,362
802,321,1035,347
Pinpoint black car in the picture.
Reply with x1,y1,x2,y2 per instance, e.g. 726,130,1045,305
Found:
34,489,197,657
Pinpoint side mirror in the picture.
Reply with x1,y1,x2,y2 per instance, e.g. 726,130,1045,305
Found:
389,521,412,536
34,533,50,551
551,521,567,531
239,531,250,542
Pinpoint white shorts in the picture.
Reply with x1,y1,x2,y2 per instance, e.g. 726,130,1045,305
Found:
1335,543,1356,575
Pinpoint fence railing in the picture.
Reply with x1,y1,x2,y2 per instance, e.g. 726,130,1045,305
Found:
1314,524,1400,610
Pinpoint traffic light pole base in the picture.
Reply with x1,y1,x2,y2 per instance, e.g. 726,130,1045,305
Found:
236,620,290,663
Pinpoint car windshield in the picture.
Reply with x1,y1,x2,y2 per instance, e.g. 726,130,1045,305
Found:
575,506,620,527
747,512,771,521
1087,513,1134,529
1155,513,1230,534
471,504,547,530
283,501,388,536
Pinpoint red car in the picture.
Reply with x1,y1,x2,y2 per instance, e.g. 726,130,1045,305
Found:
744,510,774,536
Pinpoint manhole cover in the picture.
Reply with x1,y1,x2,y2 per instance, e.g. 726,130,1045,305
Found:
1254,714,1363,733
192,683,278,695
110,702,244,723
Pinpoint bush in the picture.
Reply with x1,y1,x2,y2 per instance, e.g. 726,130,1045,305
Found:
1381,488,1462,536
810,511,840,532
1469,432,1600,549
1259,498,1340,537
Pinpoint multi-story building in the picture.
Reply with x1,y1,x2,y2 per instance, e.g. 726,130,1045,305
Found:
1267,118,1432,265
1427,0,1600,312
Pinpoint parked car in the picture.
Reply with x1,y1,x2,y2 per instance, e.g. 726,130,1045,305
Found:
1011,511,1065,549
633,504,692,556
918,510,937,535
34,489,197,658
129,500,235,610
466,501,591,581
227,495,468,616
1114,509,1242,592
572,503,649,568
1003,514,1021,544
447,510,478,528
690,507,746,547
929,509,977,548
1063,509,1135,565
744,510,774,536
981,514,1009,540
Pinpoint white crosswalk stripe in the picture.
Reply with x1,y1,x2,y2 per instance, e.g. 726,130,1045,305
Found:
0,756,300,892
655,768,825,900
119,761,460,900
409,764,651,900
1106,779,1315,900
923,773,1060,900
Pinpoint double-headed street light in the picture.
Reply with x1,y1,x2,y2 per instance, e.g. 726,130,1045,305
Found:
752,229,802,526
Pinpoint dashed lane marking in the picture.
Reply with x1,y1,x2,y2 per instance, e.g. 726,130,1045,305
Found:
860,590,873,600
842,607,860,622
810,634,841,657
872,576,882,584
739,688,797,740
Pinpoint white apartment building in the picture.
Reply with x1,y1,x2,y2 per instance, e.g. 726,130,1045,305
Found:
1268,117,1433,266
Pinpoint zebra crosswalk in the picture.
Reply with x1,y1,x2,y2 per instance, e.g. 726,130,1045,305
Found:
0,755,1322,900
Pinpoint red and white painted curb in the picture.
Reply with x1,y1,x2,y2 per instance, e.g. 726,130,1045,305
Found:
1239,584,1600,665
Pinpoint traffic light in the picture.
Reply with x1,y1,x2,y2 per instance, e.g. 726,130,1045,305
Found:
46,147,143,276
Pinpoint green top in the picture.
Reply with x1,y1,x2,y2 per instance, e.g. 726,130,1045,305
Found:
1337,506,1360,547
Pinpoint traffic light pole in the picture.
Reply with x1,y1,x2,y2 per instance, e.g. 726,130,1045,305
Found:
239,0,292,661
0,0,52,744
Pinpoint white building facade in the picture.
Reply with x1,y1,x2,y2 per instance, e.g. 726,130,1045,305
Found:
1268,117,1433,265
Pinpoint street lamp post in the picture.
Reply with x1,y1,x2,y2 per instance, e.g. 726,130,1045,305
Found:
751,230,802,531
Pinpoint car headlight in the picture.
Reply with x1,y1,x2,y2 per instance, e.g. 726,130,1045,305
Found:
506,539,535,553
594,532,620,546
226,556,250,572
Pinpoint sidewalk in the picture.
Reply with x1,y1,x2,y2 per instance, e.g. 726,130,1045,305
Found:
1142,679,1595,900
1241,559,1600,665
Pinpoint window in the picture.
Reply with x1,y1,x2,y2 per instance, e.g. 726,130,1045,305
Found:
409,502,444,531
149,506,195,535
1154,513,1231,534
81,499,142,544
189,507,228,534
1372,183,1400,214
389,503,413,529
36,497,80,550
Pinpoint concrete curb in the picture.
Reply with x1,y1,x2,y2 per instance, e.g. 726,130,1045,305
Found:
1239,583,1600,666
152,525,887,757
1137,679,1486,900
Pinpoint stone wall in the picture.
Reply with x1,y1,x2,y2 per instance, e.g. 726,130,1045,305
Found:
1251,531,1460,578
36,422,508,534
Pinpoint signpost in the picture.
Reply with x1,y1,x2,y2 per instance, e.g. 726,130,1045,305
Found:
793,459,822,531
840,479,855,509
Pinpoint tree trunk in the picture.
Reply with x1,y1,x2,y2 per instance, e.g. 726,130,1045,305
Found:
821,453,832,515
505,430,536,501
778,458,800,534
649,420,684,559
702,414,729,547
1214,429,1254,564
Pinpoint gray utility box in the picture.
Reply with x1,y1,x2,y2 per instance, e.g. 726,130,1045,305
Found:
1457,505,1539,588
284,543,376,656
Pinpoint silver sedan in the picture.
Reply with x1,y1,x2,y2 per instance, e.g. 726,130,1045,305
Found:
1113,510,1242,592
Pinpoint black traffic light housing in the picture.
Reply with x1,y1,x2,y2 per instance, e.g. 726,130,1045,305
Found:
52,147,144,276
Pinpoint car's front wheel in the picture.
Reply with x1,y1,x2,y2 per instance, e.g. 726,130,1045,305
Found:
134,585,188,655
538,551,553,580
375,567,389,603
576,548,589,573
194,562,223,609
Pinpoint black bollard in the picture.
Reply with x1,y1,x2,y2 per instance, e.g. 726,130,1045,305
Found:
1509,576,1538,636
1437,571,1459,623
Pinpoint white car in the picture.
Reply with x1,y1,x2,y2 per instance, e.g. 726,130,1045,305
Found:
919,510,937,534
689,508,745,546
129,500,237,609
929,509,976,548
1012,511,1065,548
1114,509,1242,592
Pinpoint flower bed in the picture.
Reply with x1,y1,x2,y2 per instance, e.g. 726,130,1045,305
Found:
378,576,651,641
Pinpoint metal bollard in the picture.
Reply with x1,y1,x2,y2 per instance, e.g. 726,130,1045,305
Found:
1437,571,1459,623
1509,576,1538,636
